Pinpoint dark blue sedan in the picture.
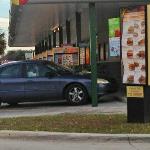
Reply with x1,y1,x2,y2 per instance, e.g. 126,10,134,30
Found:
0,60,114,106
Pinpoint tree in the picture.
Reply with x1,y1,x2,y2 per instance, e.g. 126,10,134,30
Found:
2,50,25,61
0,32,6,55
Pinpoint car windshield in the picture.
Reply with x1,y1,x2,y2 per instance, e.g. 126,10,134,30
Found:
46,62,74,75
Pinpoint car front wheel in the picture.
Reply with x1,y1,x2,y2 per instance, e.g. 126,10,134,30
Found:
65,84,88,105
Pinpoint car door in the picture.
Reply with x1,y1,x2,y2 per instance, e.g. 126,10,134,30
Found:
0,63,25,102
24,62,60,101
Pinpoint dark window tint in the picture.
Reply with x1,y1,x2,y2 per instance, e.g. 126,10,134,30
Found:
0,64,22,78
38,65,52,77
45,62,73,75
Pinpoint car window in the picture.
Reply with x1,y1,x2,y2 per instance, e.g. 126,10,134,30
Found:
45,62,73,75
38,65,53,77
0,64,22,78
26,64,39,78
26,63,53,78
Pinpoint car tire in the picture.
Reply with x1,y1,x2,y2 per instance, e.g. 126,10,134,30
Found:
65,84,88,105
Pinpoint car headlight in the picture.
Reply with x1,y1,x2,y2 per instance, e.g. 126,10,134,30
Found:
97,78,109,84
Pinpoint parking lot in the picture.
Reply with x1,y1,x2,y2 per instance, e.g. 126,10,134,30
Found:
0,94,127,118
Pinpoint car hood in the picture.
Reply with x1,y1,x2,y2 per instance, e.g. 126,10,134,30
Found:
58,72,91,80
58,72,109,84
62,72,110,84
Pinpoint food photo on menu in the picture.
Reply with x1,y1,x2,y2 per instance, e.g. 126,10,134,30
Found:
127,75,134,84
124,47,145,60
124,71,146,85
123,60,146,84
136,50,145,59
126,75,146,84
123,58,146,84
127,49,133,59
122,35,145,47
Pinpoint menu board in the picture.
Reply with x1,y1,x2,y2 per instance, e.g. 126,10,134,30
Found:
53,47,79,66
62,54,78,66
80,48,86,65
121,6,146,85
86,48,90,65
147,5,150,85
109,37,120,56
109,18,120,38
54,54,63,65
108,18,120,57
47,55,53,62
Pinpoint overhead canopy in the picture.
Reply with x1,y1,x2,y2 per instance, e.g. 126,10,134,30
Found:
9,0,149,47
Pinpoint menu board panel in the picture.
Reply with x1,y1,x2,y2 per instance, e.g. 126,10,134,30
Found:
80,48,86,65
86,48,90,65
53,47,79,66
54,54,63,65
54,53,78,66
62,54,78,66
109,37,120,56
147,5,150,85
108,18,120,57
109,18,120,38
121,6,146,85
47,55,53,62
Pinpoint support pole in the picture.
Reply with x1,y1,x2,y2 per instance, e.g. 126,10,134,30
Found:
48,34,52,50
53,31,56,47
76,12,81,46
89,2,98,107
66,20,71,44
59,26,63,47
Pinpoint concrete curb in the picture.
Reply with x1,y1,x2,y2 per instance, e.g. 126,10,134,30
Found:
0,131,150,142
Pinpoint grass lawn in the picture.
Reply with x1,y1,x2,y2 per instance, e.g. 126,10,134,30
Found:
0,114,150,134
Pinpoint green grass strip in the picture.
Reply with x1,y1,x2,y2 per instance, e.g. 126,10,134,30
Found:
0,114,150,134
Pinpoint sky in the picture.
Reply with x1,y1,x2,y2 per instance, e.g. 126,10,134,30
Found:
0,0,34,52
0,0,9,18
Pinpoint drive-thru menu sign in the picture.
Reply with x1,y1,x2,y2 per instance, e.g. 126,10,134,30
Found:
148,5,150,86
121,6,146,85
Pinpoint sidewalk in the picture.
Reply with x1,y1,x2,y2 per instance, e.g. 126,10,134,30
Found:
0,131,150,143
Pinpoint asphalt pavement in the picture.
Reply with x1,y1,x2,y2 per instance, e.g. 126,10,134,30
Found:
0,99,126,118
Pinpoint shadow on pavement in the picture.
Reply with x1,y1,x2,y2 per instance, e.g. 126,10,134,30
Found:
99,92,126,103
1,93,126,110
1,100,68,109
